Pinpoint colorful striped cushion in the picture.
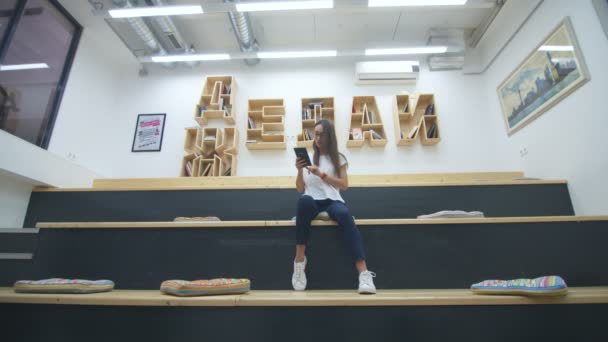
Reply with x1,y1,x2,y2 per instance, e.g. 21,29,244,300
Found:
161,278,251,296
174,216,221,222
471,276,567,296
418,210,485,219
14,278,115,294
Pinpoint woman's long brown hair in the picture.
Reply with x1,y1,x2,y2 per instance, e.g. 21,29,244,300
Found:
313,119,345,174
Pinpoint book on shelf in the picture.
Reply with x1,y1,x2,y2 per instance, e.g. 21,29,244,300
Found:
314,105,321,120
370,129,383,140
198,105,206,117
351,128,363,140
303,129,311,141
400,130,404,139
218,97,224,109
352,103,356,113
366,110,374,124
424,103,434,115
407,125,418,139
185,161,192,176
308,101,323,109
222,167,231,176
427,123,438,138
202,163,212,177
248,117,255,129
402,102,409,113
223,84,231,95
224,104,232,117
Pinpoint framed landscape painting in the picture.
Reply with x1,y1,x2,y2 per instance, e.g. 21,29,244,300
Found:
497,17,590,136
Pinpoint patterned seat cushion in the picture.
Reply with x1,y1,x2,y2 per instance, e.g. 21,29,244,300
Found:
174,216,221,222
418,210,485,219
14,278,115,294
471,276,567,296
161,278,251,296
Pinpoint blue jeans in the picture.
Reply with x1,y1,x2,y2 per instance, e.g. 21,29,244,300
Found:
295,195,366,261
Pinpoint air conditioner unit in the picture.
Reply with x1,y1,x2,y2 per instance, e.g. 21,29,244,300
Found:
355,61,420,84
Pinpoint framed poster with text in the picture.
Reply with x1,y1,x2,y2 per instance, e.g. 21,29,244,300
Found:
131,113,166,152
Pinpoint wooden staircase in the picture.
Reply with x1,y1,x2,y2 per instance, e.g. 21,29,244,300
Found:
1,173,607,341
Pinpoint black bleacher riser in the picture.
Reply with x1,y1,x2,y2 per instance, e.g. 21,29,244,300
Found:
1,303,607,342
0,232,37,253
23,184,574,225
1,220,605,289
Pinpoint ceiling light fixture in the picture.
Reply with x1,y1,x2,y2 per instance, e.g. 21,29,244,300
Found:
257,50,337,58
368,0,467,7
151,54,230,63
365,47,447,55
108,5,203,18
236,0,333,12
538,45,574,52
0,63,49,71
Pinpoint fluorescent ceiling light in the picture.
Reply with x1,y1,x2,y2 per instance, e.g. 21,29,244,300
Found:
369,0,467,6
0,63,49,71
236,1,333,12
257,50,337,58
151,54,230,63
108,5,203,18
538,45,574,52
365,47,447,55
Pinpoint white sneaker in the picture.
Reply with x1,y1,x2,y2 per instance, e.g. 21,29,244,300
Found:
358,270,377,294
292,257,307,291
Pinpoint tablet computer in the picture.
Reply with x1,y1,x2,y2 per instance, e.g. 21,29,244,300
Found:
293,147,312,166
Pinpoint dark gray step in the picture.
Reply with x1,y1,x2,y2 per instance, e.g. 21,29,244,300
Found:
1,303,606,342
25,183,574,225
0,228,38,259
1,219,605,289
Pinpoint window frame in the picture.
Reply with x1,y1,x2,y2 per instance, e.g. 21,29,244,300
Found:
0,0,83,149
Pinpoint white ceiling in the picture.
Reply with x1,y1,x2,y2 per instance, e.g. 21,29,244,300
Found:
77,0,500,58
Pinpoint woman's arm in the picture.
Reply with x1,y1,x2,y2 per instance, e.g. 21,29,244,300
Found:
295,158,307,193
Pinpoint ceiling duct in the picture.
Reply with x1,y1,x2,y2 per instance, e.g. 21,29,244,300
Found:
427,54,465,71
147,0,199,68
224,0,259,66
426,28,465,71
111,0,175,68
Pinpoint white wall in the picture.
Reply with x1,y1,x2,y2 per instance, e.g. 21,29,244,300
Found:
483,0,608,214
61,58,519,178
0,172,32,228
47,28,127,177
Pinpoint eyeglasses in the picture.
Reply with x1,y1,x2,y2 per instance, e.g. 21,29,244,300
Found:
314,131,325,138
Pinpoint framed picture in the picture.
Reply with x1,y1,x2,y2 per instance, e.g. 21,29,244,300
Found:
497,17,590,136
592,0,608,39
131,113,166,152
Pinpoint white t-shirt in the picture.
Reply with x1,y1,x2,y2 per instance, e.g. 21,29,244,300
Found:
303,153,347,202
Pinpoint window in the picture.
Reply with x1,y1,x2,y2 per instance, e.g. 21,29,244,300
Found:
0,0,81,148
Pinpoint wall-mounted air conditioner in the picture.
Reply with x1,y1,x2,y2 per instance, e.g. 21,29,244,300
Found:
355,61,420,84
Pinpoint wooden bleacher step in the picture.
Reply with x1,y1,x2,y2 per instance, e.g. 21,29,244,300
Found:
2,287,608,307
0,215,605,291
25,176,574,223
